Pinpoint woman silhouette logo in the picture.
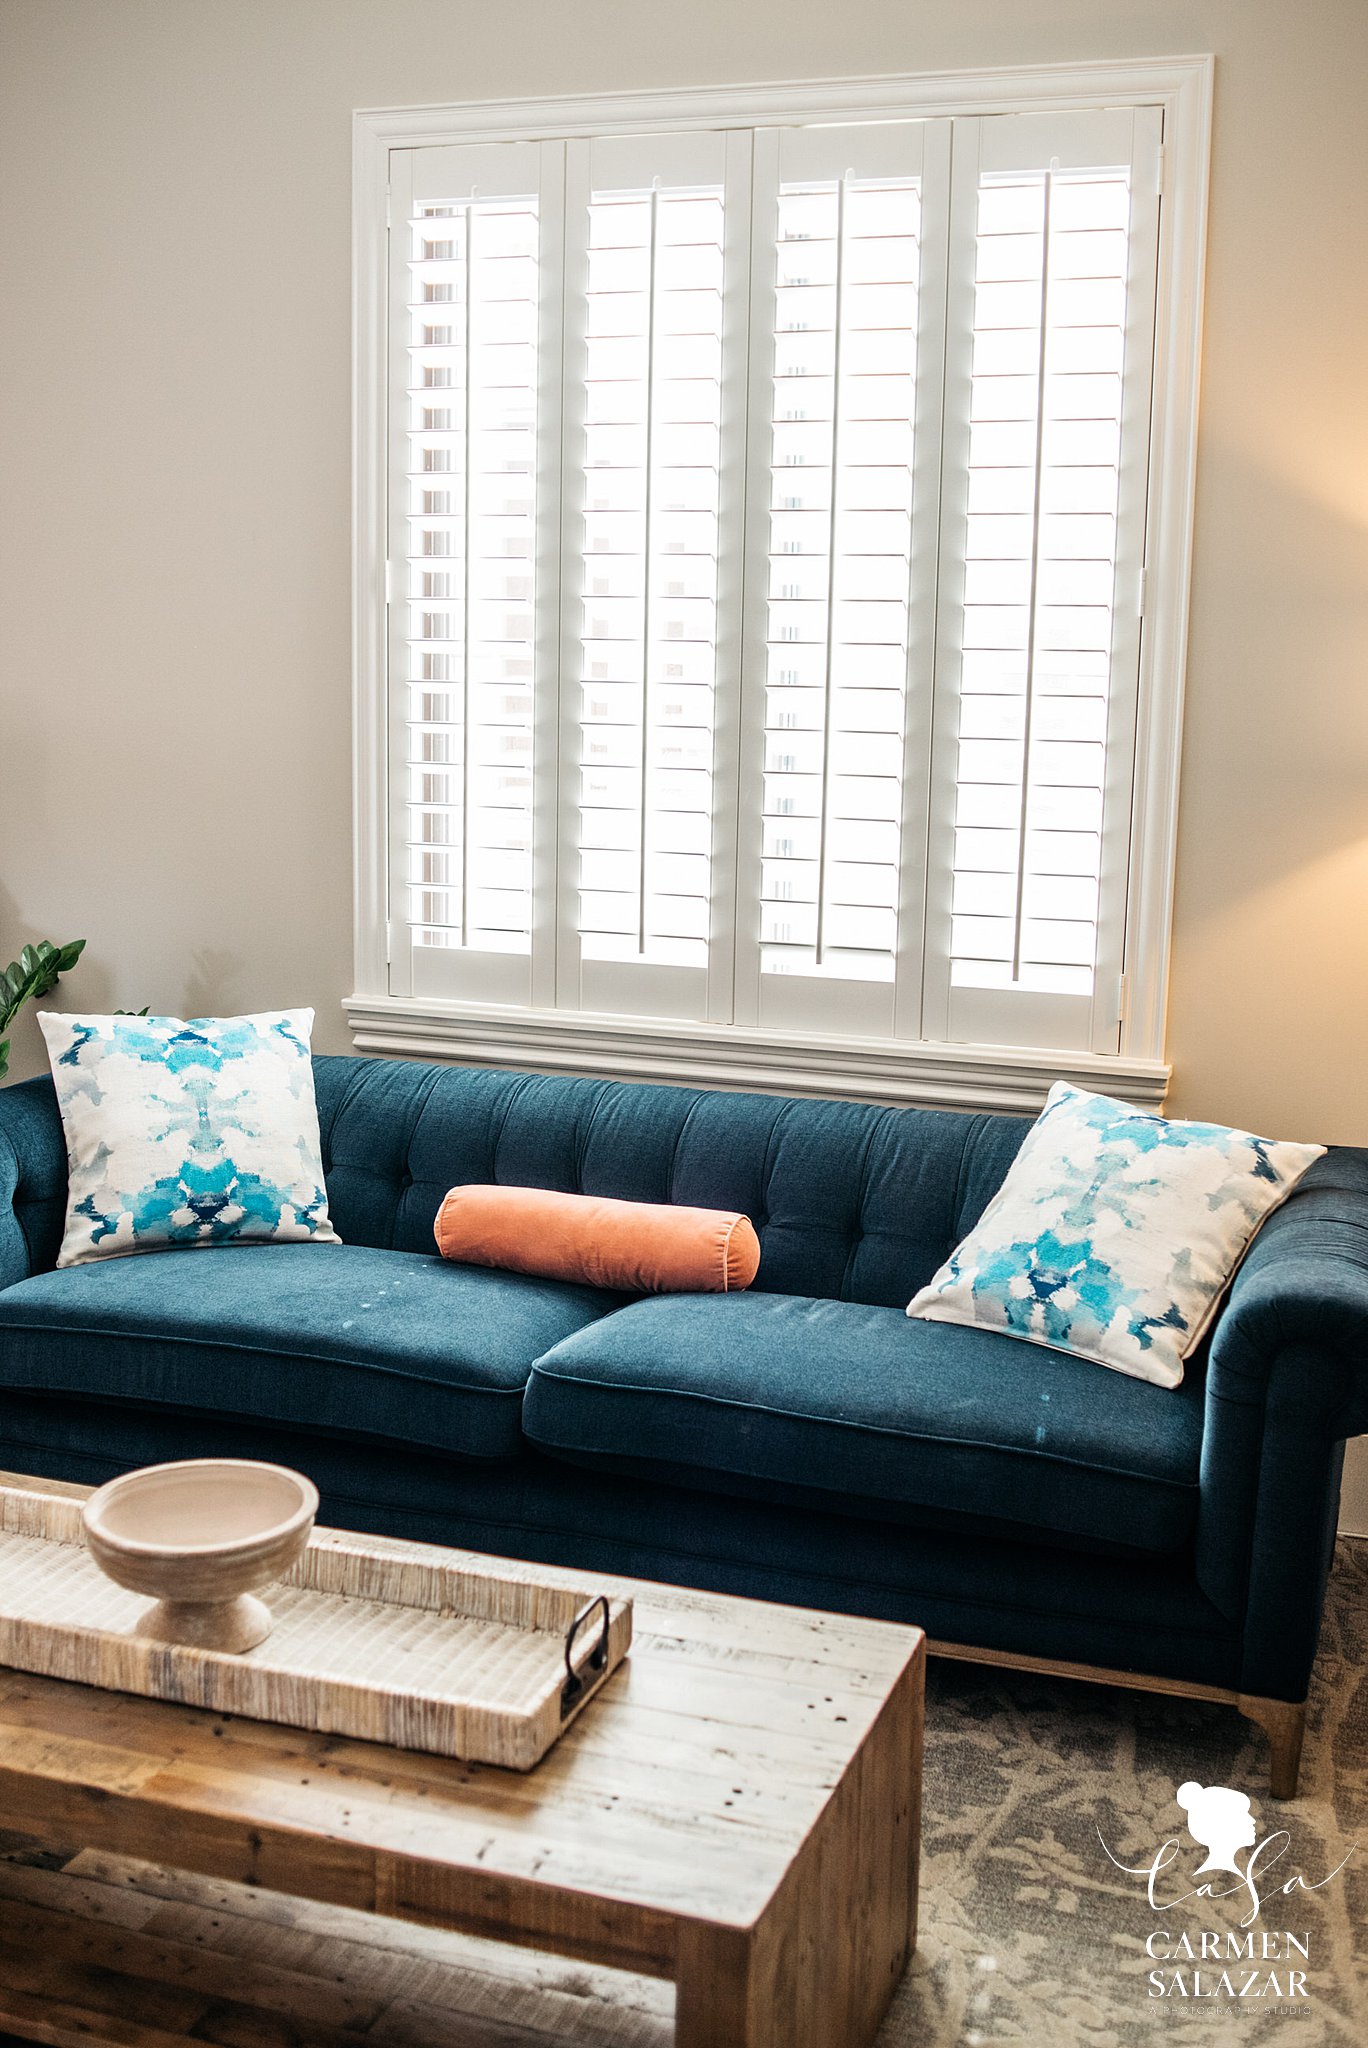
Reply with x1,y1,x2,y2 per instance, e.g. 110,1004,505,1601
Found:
1176,1781,1259,1875
1100,1781,1355,1926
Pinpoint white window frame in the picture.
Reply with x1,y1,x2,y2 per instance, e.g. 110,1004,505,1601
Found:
349,56,1211,1113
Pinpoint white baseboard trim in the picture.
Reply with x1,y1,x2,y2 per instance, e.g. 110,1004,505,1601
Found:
342,993,1170,1116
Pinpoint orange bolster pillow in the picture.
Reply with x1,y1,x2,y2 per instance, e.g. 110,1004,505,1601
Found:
433,1185,761,1294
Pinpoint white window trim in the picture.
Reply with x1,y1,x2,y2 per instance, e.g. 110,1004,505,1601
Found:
350,55,1211,1114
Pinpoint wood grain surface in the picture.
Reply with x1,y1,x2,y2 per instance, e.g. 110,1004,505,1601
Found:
0,1826,674,2046
0,1471,924,2048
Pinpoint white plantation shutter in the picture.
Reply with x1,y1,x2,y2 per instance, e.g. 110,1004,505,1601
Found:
557,130,750,1023
382,100,1169,1067
734,120,950,1039
388,141,562,1007
922,108,1162,1053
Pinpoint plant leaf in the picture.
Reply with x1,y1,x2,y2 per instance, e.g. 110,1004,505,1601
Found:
0,937,85,1060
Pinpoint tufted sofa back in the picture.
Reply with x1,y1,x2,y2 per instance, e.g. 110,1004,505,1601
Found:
314,1055,1028,1310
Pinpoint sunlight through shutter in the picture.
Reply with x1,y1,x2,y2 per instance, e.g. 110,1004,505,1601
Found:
559,131,749,1023
735,121,949,1039
923,108,1162,1053
383,103,1168,1061
389,141,561,1006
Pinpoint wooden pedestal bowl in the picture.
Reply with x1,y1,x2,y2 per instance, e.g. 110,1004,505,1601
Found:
82,1459,319,1653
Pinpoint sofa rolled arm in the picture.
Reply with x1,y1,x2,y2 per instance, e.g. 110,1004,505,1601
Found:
1206,1150,1368,1444
0,1075,68,1292
1196,1150,1368,1696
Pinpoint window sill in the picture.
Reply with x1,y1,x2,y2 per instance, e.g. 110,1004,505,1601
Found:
342,994,1169,1115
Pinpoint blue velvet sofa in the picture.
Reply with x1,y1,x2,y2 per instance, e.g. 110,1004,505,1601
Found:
2,1053,1364,1795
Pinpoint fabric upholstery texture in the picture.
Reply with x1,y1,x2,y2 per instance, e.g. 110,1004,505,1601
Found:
523,1291,1205,1554
0,1393,1243,1691
308,1055,1031,1303
0,1241,619,1461
0,1053,1363,1709
434,1184,760,1292
0,1077,67,1290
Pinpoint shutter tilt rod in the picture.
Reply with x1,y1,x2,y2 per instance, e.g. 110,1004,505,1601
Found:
460,198,475,948
637,183,661,956
813,171,849,969
1010,165,1054,986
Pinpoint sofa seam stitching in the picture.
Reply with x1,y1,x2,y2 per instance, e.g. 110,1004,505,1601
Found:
1228,1336,1290,1658
0,1116,40,1280
838,1111,887,1301
576,1078,616,1192
756,1099,792,1231
394,1065,448,1247
664,1095,704,1207
951,1116,986,1244
491,1071,537,1186
322,1058,374,1160
319,1059,384,1214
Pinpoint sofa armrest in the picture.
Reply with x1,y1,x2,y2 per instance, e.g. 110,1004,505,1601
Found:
1206,1150,1368,1443
1195,1149,1368,1698
0,1075,68,1292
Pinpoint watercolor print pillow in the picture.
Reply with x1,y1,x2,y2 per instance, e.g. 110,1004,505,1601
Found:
906,1082,1324,1387
38,1007,340,1267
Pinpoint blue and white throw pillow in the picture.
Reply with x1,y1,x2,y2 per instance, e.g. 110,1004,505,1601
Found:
38,1008,341,1267
906,1082,1324,1388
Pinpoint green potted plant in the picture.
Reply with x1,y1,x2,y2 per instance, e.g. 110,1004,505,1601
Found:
0,939,86,1081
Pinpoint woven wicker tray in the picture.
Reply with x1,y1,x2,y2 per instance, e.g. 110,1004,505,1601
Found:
0,1483,631,1770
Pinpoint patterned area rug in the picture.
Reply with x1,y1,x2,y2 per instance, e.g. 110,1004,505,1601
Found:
887,1538,1368,2047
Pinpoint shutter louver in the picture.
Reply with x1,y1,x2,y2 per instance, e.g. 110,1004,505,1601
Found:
762,173,919,984
388,141,558,1006
578,185,724,971
924,109,1162,1053
736,122,948,1039
562,131,747,1023
407,199,538,953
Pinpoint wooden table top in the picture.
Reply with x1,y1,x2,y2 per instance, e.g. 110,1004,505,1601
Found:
0,1471,923,1975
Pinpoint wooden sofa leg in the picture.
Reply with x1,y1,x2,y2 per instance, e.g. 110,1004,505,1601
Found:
1238,1695,1307,1799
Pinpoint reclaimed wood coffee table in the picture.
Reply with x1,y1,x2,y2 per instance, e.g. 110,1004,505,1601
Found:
0,1472,923,2048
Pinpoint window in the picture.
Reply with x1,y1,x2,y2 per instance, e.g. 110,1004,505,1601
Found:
353,64,1210,1109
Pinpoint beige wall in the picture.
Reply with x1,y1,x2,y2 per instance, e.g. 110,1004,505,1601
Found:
2,4,1366,1518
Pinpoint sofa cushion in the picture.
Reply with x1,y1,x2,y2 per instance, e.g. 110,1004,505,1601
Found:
523,1293,1207,1554
0,1242,621,1460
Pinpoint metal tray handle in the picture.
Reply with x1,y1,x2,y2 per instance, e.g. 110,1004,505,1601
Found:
561,1594,611,1716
